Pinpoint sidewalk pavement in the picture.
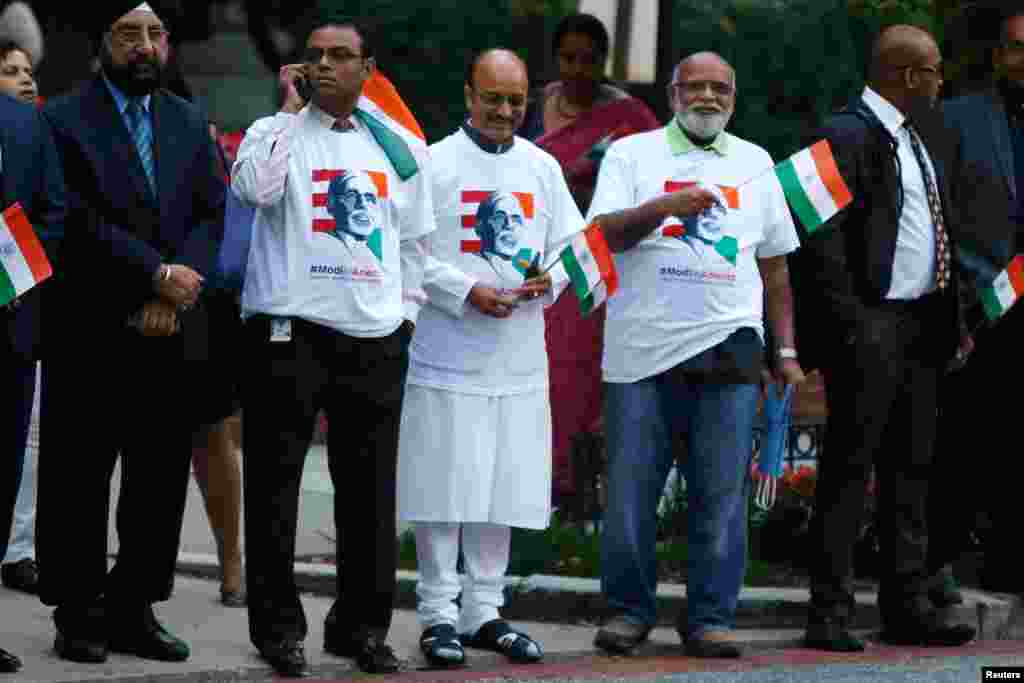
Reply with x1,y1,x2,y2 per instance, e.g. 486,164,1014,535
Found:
0,445,1006,681
4,570,1023,683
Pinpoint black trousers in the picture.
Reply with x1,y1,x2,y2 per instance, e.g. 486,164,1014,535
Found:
0,351,36,563
929,302,1024,590
36,328,194,631
810,291,955,623
241,315,409,647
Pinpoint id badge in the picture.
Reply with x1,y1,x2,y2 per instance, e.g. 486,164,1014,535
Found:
270,318,292,343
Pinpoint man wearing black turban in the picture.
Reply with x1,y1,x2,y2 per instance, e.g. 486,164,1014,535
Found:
35,0,226,666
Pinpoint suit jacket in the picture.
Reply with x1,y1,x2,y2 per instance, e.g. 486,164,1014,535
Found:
790,97,963,371
0,93,67,361
42,76,225,353
942,87,1022,356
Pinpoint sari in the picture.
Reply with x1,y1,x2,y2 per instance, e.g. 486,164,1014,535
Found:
530,91,660,503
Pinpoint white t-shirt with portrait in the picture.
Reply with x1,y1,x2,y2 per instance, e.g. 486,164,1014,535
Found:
236,105,434,337
410,129,584,396
586,124,800,384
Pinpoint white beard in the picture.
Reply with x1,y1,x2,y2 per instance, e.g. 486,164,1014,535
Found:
677,108,732,141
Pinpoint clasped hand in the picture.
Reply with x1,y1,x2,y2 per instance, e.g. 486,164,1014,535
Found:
155,264,204,309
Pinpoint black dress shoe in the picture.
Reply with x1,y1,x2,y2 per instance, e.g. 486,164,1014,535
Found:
684,631,743,659
258,640,308,677
0,646,21,673
108,607,190,662
55,631,108,663
325,634,400,674
1,559,38,594
804,616,866,652
880,618,976,646
928,567,964,607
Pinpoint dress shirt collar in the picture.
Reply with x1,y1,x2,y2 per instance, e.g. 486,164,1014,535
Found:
666,118,730,156
861,86,904,138
461,121,514,154
310,102,359,131
102,73,151,116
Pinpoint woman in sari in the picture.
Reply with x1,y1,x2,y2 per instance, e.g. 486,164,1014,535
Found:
521,13,659,507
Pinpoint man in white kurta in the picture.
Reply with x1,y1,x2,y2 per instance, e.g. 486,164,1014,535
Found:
397,49,583,667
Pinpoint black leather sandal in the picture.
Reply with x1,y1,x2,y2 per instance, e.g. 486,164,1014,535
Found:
461,619,542,663
419,624,465,667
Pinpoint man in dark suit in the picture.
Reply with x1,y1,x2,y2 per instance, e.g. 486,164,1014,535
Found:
35,0,225,665
0,92,66,675
791,25,977,651
930,3,1024,597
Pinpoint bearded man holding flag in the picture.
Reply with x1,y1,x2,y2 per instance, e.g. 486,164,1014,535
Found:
587,51,803,659
231,5,434,677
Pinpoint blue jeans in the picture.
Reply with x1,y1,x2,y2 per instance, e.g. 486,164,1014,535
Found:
601,375,758,638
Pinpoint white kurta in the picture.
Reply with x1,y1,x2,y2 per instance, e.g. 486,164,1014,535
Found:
397,129,584,529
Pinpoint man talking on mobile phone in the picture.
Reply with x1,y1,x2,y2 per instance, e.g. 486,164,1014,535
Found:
231,5,434,677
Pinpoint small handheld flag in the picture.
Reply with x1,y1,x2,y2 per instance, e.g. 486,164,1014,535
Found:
0,203,52,306
980,254,1024,322
558,223,618,317
774,140,852,233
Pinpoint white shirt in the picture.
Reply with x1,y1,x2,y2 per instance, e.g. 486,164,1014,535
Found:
861,86,939,300
587,124,800,384
232,103,434,337
409,129,582,396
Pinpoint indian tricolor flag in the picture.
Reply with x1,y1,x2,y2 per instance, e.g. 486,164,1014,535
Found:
0,203,51,306
361,69,425,142
355,69,426,181
981,255,1024,321
559,223,618,317
775,140,852,233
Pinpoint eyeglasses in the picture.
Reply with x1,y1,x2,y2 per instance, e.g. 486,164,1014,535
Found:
303,47,365,66
671,80,734,98
110,25,168,50
894,62,945,80
473,89,529,109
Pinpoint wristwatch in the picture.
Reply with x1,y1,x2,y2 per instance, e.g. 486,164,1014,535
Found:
777,346,798,360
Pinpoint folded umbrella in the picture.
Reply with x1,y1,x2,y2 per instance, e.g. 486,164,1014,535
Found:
753,383,794,511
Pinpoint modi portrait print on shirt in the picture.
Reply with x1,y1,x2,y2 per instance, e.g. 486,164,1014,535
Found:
661,180,740,268
311,168,389,269
460,190,539,287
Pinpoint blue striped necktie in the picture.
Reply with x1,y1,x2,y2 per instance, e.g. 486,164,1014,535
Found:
126,100,156,197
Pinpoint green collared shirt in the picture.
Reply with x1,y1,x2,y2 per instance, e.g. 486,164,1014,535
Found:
665,118,730,157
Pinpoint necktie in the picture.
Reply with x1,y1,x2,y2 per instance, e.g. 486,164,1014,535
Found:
904,123,950,291
126,100,157,197
332,118,354,132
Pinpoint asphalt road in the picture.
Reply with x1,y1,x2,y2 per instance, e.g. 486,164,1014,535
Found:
296,643,1024,683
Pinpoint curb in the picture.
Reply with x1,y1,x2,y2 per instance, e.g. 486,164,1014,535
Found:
175,554,1020,641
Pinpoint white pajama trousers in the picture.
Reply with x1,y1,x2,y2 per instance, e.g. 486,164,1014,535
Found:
414,521,511,636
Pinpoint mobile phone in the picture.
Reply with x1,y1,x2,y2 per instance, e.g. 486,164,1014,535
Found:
295,76,314,103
